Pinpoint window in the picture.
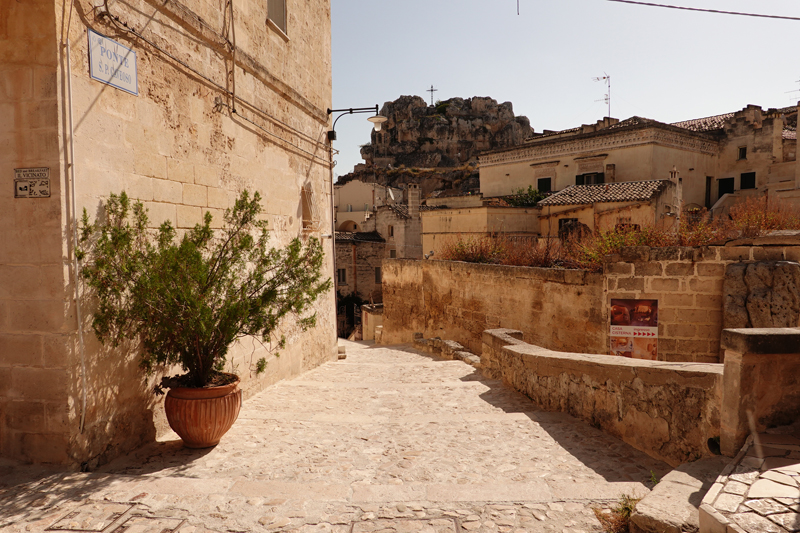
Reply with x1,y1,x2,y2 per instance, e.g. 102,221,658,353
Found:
537,177,552,193
388,225,394,237
390,249,396,258
741,172,756,190
718,177,735,197
576,173,604,185
267,0,287,35
615,217,640,233
375,267,381,283
346,204,352,212
364,203,369,212
337,269,347,285
738,146,747,160
301,185,319,231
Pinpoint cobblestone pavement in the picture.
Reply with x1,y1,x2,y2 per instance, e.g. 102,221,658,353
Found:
0,342,669,533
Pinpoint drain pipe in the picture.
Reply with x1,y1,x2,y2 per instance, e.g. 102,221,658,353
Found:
63,16,88,434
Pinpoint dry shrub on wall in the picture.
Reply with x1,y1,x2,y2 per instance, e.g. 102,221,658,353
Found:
729,196,800,237
440,199,800,272
438,234,568,268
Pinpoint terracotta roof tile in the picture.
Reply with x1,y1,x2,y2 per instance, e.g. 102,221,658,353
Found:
538,180,669,207
671,112,734,132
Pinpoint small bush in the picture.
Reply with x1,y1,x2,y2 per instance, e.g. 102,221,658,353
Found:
439,234,569,268
439,198,800,272
506,185,545,207
729,196,800,237
593,494,641,533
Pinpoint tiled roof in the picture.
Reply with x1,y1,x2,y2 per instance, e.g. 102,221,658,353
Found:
783,127,797,140
335,231,385,243
538,180,669,207
671,113,734,132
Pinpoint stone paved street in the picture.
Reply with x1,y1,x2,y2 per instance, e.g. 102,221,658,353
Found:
0,341,669,532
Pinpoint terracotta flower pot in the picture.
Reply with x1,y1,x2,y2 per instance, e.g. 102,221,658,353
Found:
164,375,242,448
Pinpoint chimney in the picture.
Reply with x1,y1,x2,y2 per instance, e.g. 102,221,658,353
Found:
408,184,420,219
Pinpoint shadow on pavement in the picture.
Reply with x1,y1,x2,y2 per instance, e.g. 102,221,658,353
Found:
460,365,671,485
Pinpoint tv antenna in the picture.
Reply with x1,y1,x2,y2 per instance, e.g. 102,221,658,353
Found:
427,85,438,105
785,78,800,104
593,73,611,117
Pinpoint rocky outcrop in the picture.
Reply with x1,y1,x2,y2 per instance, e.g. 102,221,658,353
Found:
335,164,480,199
723,261,800,328
361,95,532,169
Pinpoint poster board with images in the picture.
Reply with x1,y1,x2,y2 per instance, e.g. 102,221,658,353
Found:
610,299,658,360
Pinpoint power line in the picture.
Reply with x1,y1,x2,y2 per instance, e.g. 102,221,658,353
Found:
607,0,800,21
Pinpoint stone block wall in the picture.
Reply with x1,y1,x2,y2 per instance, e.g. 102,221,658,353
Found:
604,242,800,363
482,329,723,467
1,0,335,466
381,259,606,355
0,0,71,464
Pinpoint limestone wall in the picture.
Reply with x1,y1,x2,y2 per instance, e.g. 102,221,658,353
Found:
0,0,73,464
381,239,800,364
604,243,800,363
381,259,606,355
1,0,334,466
481,329,723,467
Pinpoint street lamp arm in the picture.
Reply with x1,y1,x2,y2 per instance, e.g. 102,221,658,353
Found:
327,105,380,135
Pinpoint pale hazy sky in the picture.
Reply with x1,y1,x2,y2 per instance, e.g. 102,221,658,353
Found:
330,0,798,178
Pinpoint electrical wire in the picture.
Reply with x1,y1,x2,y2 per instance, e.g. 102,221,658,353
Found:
607,0,800,21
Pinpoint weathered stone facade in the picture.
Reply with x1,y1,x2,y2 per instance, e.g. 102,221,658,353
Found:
1,0,334,465
380,259,606,355
479,105,800,212
381,239,800,363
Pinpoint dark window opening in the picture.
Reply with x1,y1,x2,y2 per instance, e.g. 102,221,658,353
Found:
375,267,382,283
737,146,747,160
718,177,735,198
576,172,604,185
537,177,552,193
741,172,756,190
389,249,396,258
267,0,287,34
337,268,347,285
705,176,713,209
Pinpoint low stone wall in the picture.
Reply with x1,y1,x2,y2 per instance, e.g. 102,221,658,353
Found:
381,259,606,355
482,329,723,467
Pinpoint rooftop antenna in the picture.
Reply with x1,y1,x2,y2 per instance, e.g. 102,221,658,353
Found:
427,85,438,106
592,73,611,117
784,78,800,104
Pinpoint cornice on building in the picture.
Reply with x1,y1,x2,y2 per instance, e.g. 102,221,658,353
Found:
480,125,719,167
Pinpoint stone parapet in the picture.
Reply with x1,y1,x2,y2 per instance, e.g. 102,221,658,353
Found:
720,328,800,456
482,329,723,466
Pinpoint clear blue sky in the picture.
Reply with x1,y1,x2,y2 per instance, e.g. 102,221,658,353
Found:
331,0,798,178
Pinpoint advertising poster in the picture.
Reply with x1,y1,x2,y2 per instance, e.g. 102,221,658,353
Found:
610,299,658,360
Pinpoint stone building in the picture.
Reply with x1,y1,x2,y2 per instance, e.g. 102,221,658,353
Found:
361,184,427,259
479,105,799,212
334,180,402,231
1,0,335,465
537,180,679,237
334,231,385,336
